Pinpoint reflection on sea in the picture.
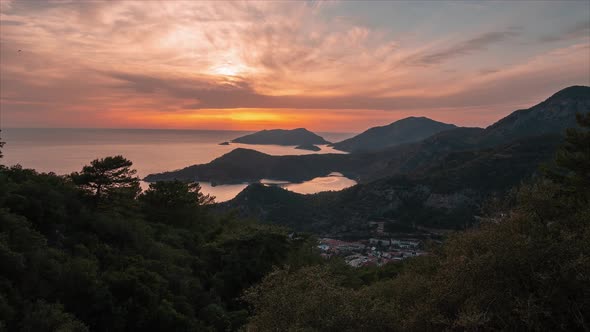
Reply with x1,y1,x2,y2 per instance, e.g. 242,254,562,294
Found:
141,173,358,202
261,172,356,195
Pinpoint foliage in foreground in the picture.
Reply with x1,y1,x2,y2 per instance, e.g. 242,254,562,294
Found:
0,156,316,331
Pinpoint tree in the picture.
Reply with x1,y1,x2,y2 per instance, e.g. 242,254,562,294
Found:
141,181,214,208
139,180,214,227
545,112,590,203
71,156,140,203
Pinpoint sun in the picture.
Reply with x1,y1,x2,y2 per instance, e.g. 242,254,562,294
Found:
214,65,239,77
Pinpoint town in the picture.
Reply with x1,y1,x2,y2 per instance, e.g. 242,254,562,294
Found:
318,222,427,267
317,236,428,267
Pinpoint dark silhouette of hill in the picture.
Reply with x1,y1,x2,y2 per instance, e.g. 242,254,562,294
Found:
146,86,589,186
364,85,590,179
479,85,590,144
231,128,330,145
331,116,457,152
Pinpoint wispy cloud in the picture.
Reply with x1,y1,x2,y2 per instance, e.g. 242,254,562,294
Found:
407,30,520,66
1,1,589,130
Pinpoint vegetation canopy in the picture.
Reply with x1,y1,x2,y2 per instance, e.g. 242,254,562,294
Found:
71,156,141,204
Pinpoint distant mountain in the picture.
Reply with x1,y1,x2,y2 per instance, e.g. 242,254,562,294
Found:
331,117,457,152
362,85,590,179
480,85,590,144
231,128,330,145
146,86,589,187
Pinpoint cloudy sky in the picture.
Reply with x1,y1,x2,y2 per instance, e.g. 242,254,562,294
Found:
1,0,589,131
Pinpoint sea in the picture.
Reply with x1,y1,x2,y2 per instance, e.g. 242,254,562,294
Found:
1,128,357,201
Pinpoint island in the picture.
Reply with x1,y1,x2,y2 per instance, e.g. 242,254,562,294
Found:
231,128,330,146
295,144,321,151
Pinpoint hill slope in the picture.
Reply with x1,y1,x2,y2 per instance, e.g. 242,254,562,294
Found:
480,85,590,144
332,117,457,152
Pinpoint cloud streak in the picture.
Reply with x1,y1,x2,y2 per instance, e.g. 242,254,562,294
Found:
408,30,521,66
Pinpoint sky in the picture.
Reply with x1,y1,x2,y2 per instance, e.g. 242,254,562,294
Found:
1,0,589,132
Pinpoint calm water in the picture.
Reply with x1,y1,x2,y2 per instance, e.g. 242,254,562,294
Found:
2,128,357,201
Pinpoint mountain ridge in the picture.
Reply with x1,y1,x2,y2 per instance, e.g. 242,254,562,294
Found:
145,86,589,186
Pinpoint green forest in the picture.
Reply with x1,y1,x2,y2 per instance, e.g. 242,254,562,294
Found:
1,113,589,331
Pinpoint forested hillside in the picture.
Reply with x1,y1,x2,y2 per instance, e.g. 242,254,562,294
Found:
0,156,319,331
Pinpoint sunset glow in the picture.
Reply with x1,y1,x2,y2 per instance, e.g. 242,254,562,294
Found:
1,0,589,131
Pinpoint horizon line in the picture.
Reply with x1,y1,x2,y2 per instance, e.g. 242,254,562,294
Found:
0,126,362,134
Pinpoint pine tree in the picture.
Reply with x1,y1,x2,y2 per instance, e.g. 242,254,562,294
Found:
545,112,590,204
71,155,140,203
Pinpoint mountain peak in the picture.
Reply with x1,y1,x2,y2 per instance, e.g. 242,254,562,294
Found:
231,128,330,146
399,116,428,120
332,117,457,152
546,85,590,102
388,116,449,126
483,85,590,143
223,148,269,157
